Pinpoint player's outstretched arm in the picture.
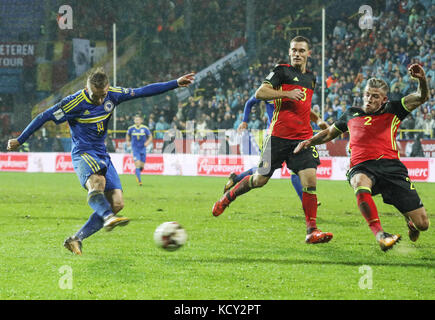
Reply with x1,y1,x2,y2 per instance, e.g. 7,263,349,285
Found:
176,73,195,87
294,126,341,154
255,83,304,101
403,64,430,112
7,106,58,151
115,73,195,104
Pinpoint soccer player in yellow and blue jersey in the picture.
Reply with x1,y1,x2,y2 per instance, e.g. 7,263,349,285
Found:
7,68,195,255
126,115,152,186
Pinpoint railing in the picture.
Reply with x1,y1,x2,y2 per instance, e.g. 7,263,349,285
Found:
107,128,432,139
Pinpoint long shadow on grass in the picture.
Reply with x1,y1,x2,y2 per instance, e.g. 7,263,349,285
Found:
172,256,434,268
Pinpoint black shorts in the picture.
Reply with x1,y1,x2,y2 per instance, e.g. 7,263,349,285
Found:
347,159,423,214
257,135,321,177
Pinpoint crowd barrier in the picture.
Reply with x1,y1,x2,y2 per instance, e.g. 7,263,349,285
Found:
1,153,434,182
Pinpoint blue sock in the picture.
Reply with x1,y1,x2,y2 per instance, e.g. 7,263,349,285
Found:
291,174,303,202
135,168,142,182
87,191,113,219
235,167,257,183
75,212,104,240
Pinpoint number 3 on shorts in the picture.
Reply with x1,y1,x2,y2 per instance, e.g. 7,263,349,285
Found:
406,177,416,190
311,146,319,158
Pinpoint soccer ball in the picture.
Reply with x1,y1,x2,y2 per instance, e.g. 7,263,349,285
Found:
153,221,187,251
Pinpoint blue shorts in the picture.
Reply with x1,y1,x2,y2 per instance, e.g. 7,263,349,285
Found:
72,151,122,191
132,148,146,163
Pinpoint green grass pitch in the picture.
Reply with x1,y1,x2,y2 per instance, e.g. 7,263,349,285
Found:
0,172,433,300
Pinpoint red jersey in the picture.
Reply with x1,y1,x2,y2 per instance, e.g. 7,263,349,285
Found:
263,64,316,140
333,99,410,168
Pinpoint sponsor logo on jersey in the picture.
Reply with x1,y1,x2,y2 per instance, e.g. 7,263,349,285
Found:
293,76,299,82
83,110,90,115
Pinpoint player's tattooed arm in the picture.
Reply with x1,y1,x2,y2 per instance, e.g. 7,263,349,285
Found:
294,126,341,154
403,64,430,112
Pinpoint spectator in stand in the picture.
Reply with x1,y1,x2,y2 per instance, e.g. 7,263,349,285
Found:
248,114,261,130
155,116,170,139
423,113,434,139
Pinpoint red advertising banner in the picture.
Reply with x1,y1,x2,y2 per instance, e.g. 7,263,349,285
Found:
402,159,430,181
316,159,333,179
197,156,244,176
122,154,164,174
0,153,28,171
55,154,74,172
281,158,332,178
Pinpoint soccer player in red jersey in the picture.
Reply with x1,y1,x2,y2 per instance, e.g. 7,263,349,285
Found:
294,64,430,251
212,36,333,244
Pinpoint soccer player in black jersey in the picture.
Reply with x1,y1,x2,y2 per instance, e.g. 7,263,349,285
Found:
295,64,430,251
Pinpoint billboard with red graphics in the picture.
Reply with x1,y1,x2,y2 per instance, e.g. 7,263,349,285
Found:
316,159,333,179
197,156,244,176
402,159,430,181
0,153,28,171
55,154,74,172
122,154,164,174
1,153,434,182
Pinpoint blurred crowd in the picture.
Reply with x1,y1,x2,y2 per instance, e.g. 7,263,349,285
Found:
1,0,434,153
115,0,435,141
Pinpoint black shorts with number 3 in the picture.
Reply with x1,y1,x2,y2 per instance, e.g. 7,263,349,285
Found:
257,135,321,177
347,159,423,214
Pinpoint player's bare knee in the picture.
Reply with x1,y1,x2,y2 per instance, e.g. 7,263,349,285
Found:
86,174,106,192
416,215,429,231
252,174,268,187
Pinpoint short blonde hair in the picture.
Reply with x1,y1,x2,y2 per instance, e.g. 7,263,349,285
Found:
87,67,109,89
366,78,389,93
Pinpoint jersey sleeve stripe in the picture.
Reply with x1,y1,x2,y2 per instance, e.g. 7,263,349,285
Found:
109,86,123,93
332,124,343,133
63,93,85,113
64,95,85,113
400,97,411,113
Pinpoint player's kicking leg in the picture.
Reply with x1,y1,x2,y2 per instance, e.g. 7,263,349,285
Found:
224,169,320,206
213,173,268,216
223,168,257,193
64,161,129,254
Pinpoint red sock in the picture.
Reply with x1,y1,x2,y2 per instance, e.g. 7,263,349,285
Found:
356,191,383,236
302,191,317,232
